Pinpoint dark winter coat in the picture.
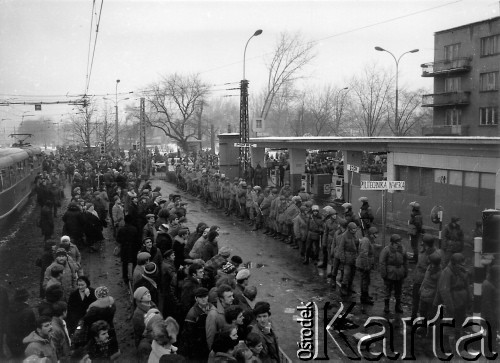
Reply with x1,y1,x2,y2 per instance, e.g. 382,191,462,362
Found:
180,303,212,358
116,223,140,263
67,287,97,334
83,211,104,242
180,276,201,315
156,231,173,256
39,205,54,238
62,204,85,240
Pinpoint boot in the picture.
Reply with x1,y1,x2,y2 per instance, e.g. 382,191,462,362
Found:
395,300,403,313
384,299,390,314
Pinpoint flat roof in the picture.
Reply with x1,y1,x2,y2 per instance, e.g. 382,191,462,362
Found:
435,16,500,35
248,136,500,154
250,136,500,145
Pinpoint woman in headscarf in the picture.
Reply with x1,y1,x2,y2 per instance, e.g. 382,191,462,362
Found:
82,286,119,354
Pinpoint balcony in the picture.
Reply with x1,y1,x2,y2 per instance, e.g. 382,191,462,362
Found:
422,125,470,136
421,91,470,107
421,57,471,77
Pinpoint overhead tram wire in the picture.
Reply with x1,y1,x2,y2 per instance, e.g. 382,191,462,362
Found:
84,0,96,97
198,0,462,76
84,0,105,97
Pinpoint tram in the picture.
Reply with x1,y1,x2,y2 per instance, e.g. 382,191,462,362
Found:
0,145,43,225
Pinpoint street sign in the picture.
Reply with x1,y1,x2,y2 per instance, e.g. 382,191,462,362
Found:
360,180,406,191
347,164,360,173
234,143,257,148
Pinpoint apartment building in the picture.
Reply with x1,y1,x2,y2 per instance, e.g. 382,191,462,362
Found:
421,16,500,136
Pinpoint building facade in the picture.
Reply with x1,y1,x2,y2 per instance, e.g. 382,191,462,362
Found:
421,16,500,136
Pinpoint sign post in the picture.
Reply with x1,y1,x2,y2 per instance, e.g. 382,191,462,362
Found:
361,180,406,246
346,164,360,203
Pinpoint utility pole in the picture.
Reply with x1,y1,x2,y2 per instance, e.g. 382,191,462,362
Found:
115,79,120,155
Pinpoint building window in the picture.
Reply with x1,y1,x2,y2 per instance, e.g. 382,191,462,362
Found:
481,173,495,189
445,109,462,125
464,172,479,188
480,35,500,56
480,72,499,91
444,77,461,92
449,171,462,186
256,119,262,128
479,107,498,125
444,43,460,60
435,169,448,184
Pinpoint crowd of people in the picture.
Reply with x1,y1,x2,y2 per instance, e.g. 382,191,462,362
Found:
174,163,498,356
0,147,498,362
1,150,282,363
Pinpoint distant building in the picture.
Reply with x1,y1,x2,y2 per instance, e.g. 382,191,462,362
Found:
421,16,500,136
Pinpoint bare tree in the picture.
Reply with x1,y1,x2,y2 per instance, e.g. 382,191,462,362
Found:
306,85,342,136
71,100,97,149
145,73,210,152
290,92,307,137
385,88,427,136
349,64,392,136
260,32,316,121
99,108,116,152
261,82,299,136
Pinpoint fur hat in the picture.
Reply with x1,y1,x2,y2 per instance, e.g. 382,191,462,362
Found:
55,248,68,257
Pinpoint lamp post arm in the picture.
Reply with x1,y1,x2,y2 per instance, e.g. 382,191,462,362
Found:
243,34,256,80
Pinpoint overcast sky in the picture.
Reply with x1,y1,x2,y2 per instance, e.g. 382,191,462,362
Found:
0,0,498,132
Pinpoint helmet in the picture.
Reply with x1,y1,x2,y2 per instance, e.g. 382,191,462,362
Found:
368,226,378,235
409,201,420,210
311,205,320,211
323,206,335,215
390,234,402,243
358,197,368,203
342,202,352,209
422,234,435,246
428,252,441,265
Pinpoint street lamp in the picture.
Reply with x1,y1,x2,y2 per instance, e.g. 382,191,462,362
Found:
375,46,419,134
240,29,262,180
115,79,120,154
